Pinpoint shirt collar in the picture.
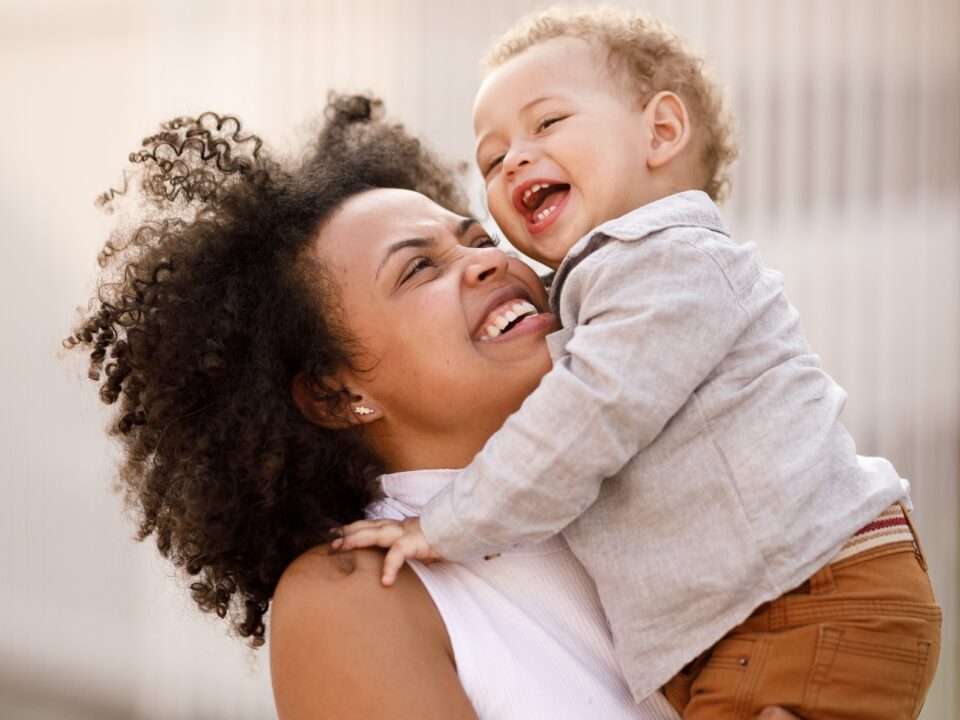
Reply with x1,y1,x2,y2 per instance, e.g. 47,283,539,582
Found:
549,190,728,314
586,190,728,245
377,468,459,513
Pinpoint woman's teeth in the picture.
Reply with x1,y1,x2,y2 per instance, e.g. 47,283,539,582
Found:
480,300,538,341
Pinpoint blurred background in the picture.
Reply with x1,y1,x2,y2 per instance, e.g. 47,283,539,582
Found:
1,0,956,717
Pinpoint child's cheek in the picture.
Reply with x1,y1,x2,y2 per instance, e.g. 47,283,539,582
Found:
488,200,517,237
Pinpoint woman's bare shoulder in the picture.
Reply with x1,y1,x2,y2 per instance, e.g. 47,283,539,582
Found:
272,544,430,640
270,545,476,720
278,543,387,588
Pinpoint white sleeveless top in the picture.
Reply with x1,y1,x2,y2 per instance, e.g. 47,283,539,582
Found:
368,469,680,720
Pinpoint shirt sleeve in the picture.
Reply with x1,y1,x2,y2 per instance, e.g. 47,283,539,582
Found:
420,232,756,561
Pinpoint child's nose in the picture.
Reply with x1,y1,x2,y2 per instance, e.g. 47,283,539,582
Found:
503,146,534,176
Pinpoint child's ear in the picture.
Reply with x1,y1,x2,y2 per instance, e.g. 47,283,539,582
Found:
291,372,382,430
645,91,692,168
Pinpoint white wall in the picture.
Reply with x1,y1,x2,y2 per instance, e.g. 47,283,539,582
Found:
1,1,956,718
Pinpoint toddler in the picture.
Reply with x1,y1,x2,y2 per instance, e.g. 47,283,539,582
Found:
338,7,941,718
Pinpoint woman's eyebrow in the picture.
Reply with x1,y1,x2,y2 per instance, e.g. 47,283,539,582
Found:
456,218,479,239
376,237,433,280
374,219,479,280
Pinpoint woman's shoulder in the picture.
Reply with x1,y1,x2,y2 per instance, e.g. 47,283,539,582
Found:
272,544,430,629
278,543,388,587
270,545,475,719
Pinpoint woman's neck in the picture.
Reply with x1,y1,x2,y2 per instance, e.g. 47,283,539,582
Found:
369,424,486,474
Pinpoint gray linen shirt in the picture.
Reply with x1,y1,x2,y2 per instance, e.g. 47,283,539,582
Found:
420,190,908,701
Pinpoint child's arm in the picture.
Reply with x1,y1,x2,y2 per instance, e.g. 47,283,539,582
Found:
343,233,755,568
425,235,756,558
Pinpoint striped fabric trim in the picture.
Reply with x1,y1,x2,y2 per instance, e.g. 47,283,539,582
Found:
831,505,915,564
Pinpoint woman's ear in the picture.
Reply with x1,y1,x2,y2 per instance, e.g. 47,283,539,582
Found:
644,91,692,169
292,372,381,430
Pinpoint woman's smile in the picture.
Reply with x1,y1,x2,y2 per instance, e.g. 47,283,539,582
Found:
472,283,556,342
312,187,557,443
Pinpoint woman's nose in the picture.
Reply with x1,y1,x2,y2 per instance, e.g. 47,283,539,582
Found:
463,245,509,286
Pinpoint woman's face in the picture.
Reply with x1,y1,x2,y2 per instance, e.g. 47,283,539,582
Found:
312,188,558,470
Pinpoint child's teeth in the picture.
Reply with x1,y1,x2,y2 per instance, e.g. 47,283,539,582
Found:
523,183,549,203
486,326,501,338
535,205,555,221
493,316,509,330
504,310,518,322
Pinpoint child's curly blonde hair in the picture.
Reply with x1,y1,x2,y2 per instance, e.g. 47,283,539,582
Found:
485,6,739,203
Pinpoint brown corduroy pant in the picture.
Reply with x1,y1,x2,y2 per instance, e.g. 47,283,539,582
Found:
662,508,941,719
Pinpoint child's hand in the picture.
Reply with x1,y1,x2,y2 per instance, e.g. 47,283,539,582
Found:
333,517,442,586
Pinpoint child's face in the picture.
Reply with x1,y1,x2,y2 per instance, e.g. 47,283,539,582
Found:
474,37,656,269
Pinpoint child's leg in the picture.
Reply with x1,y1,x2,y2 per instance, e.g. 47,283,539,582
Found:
665,505,941,720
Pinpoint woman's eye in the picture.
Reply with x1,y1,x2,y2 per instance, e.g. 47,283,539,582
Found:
401,256,435,283
473,234,500,249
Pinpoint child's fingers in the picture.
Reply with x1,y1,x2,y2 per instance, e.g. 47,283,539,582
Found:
338,518,394,537
333,519,375,547
381,537,422,586
335,520,405,550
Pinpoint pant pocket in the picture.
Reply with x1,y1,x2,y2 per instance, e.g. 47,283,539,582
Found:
801,624,933,720
684,636,763,719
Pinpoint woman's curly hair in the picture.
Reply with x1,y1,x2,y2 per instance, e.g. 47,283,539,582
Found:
66,94,468,646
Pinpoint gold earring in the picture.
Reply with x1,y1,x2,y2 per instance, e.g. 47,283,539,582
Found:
353,406,376,416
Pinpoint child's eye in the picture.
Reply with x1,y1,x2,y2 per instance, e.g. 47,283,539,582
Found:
483,155,504,177
536,115,566,133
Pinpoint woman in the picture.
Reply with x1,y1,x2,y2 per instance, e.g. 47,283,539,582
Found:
69,96,800,720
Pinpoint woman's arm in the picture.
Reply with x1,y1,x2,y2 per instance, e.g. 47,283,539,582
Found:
270,546,477,720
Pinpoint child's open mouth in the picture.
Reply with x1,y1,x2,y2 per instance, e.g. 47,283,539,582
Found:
513,180,570,232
